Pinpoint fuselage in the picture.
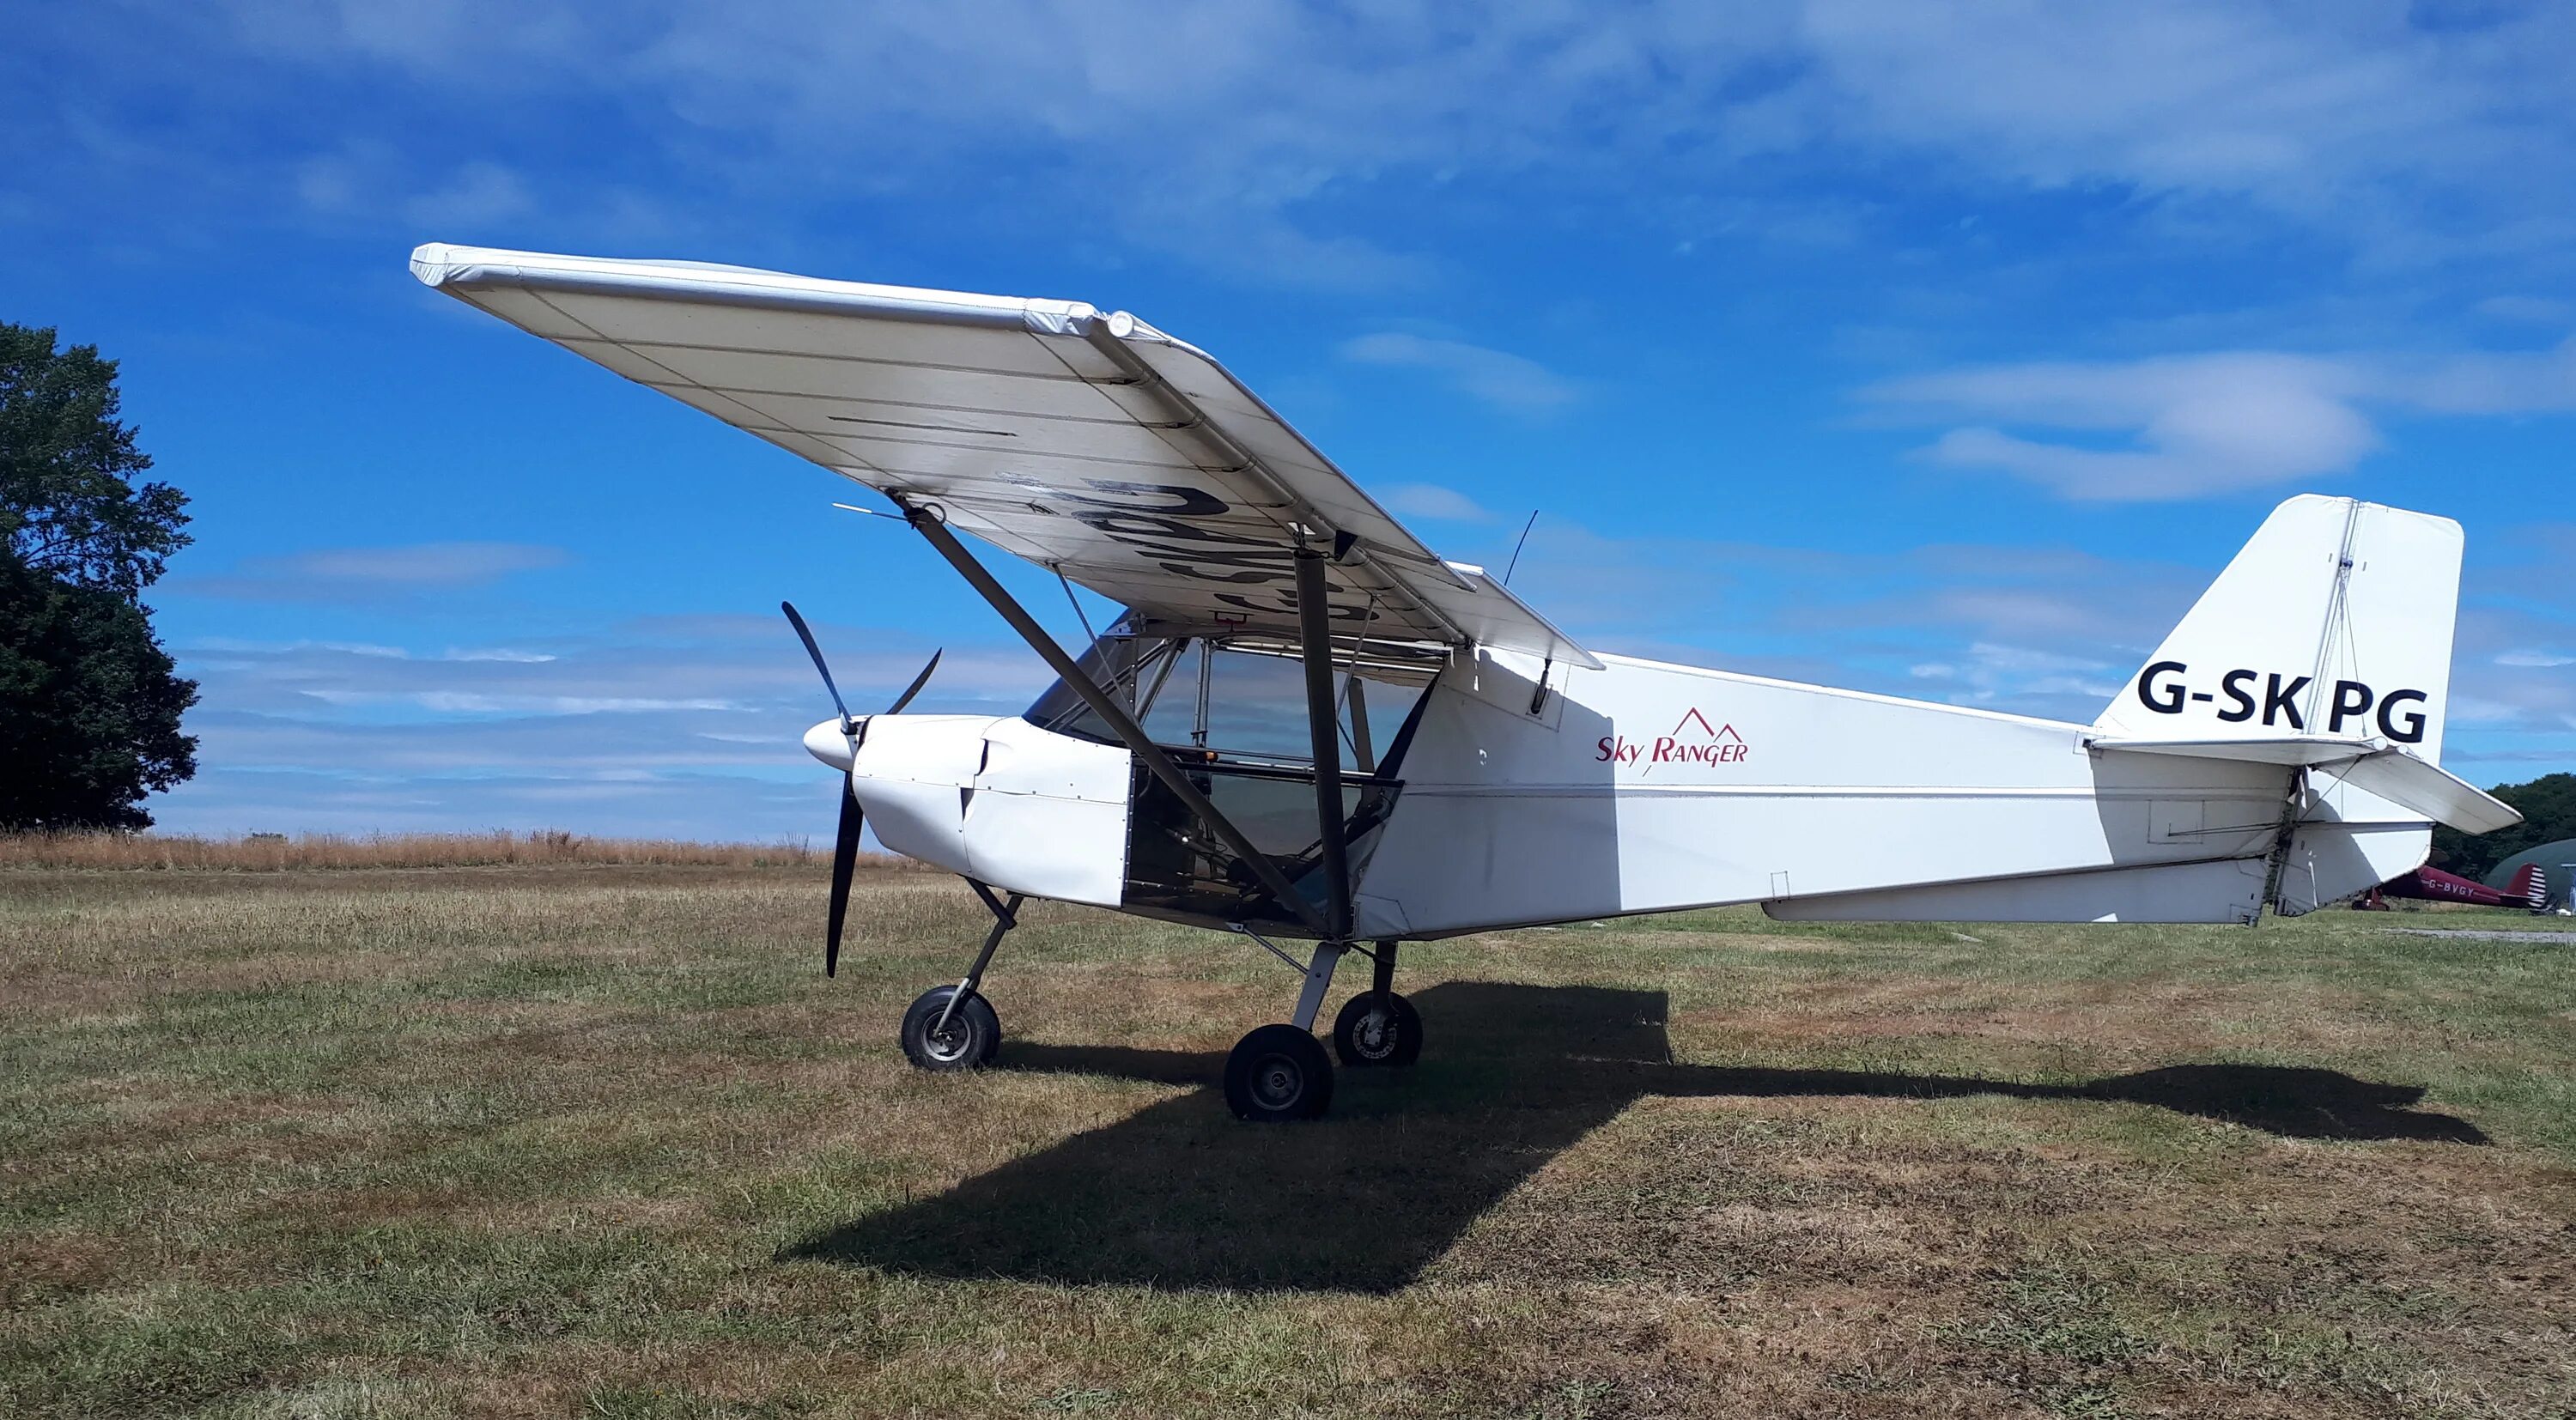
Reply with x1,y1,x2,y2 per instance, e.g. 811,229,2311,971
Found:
811,640,2429,937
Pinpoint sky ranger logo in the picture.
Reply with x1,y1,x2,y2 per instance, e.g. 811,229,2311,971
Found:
1597,708,1750,774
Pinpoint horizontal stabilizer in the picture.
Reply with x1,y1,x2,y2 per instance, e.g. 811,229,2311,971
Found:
2093,735,2519,834
2091,734,2378,768
2336,751,2521,835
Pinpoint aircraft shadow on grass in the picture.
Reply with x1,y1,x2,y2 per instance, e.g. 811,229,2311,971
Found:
782,981,2484,1294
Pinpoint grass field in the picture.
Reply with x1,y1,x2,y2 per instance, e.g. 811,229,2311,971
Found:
4,863,2573,1418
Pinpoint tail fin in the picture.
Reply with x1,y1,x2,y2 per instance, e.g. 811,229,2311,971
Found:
2093,495,2463,762
2508,863,2547,909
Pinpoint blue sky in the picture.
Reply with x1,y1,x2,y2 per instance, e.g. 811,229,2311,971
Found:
4,0,2571,840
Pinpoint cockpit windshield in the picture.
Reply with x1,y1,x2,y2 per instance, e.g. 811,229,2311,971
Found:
1024,634,1431,775
1025,632,1441,928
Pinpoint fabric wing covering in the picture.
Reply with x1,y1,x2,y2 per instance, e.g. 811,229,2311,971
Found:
410,245,1595,671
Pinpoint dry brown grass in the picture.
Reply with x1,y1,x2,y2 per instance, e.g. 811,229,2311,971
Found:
3,868,2573,1418
0,828,925,873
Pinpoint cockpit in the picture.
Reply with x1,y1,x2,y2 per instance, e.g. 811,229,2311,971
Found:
1024,627,1442,929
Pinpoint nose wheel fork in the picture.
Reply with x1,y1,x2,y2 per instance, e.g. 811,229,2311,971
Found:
900,880,1021,1074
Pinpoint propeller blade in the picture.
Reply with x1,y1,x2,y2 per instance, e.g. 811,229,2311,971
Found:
781,601,854,728
884,648,943,715
825,770,862,977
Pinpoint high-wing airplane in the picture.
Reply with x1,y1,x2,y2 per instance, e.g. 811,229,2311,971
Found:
2359,862,2548,911
412,244,2522,1122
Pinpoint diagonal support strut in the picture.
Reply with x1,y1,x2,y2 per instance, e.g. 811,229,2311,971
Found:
1293,543,1354,944
901,503,1333,938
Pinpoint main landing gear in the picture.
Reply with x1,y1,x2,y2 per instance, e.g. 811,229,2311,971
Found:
1221,938,1422,1122
894,901,1420,1125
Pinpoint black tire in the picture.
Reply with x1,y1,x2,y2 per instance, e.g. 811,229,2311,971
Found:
1223,1023,1334,1122
1331,991,1423,1068
901,986,999,1071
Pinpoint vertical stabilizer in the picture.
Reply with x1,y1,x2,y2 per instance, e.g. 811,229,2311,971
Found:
2092,495,2463,763
2508,863,2548,910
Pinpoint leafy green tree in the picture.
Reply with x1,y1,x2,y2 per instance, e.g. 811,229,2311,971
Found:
2432,773,2576,882
2,325,191,597
0,323,197,829
0,556,198,829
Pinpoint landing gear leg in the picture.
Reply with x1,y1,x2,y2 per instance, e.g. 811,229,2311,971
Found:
1224,941,1343,1122
1333,939,1423,1068
900,881,1021,1071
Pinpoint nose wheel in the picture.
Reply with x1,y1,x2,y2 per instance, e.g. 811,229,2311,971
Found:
896,880,1018,1074
902,985,999,1070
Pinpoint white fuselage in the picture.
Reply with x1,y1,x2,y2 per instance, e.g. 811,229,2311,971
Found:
810,642,2427,937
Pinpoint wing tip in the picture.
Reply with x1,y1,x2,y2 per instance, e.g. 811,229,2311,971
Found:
410,241,469,288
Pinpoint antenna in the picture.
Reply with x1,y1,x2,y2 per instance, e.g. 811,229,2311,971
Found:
1502,510,1540,586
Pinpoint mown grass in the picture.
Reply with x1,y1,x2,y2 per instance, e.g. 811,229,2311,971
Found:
3,866,2571,1417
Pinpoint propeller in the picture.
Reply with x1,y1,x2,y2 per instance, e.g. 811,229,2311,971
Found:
781,600,941,977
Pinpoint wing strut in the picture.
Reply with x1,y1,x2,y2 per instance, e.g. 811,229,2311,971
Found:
902,503,1334,939
1294,545,1355,943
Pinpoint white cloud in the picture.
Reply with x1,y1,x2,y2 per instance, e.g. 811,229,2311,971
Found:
2499,651,2576,668
1865,342,2576,500
1795,0,2555,221
400,161,534,229
281,542,568,585
2476,295,2574,325
306,690,741,715
1340,333,1581,413
1378,482,1496,523
100,0,2557,286
179,543,572,601
148,621,1055,835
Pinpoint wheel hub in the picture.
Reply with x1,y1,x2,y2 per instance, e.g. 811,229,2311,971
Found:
1353,1010,1394,1059
1252,1054,1304,1109
922,1006,971,1062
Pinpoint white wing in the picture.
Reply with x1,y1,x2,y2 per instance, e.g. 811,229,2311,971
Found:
411,244,1596,670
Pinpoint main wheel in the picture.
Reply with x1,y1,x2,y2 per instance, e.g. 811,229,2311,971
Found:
901,986,1000,1071
1224,1024,1334,1122
1332,991,1423,1067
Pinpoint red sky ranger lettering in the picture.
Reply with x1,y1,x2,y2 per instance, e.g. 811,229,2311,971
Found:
1598,708,1750,774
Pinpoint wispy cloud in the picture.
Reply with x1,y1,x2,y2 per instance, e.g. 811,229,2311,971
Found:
153,619,1052,834
180,542,571,602
1864,343,2576,500
1378,482,1496,523
38,2,2561,288
399,160,534,228
1340,334,1581,413
1492,507,2575,746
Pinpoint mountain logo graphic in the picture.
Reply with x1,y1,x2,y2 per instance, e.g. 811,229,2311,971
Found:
1595,709,1750,774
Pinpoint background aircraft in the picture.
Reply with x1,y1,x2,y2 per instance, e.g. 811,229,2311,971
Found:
414,245,2521,1121
2360,862,2547,910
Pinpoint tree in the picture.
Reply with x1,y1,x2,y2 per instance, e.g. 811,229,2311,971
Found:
2,325,191,598
0,323,197,830
0,555,198,829
2431,773,2576,882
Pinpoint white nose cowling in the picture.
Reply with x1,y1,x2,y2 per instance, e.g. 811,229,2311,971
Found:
804,713,1133,907
802,718,857,772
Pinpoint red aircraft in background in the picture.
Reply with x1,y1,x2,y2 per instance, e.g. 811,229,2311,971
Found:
2357,863,2547,910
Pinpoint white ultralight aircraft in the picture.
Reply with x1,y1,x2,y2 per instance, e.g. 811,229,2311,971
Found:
413,244,2522,1122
